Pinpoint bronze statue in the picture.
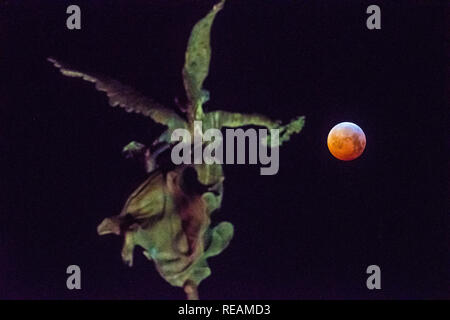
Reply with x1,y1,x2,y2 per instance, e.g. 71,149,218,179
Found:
48,0,304,299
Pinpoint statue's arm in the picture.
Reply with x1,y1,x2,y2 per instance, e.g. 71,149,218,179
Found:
208,111,305,146
209,110,281,129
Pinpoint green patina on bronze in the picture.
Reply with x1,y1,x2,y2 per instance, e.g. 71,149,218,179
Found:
48,0,305,299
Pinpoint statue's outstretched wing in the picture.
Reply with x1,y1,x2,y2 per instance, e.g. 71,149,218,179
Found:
182,0,225,109
48,57,187,130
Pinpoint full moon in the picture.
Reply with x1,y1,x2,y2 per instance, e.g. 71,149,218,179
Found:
327,122,366,161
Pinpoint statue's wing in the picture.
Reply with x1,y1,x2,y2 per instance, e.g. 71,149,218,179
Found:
48,57,186,130
182,0,225,107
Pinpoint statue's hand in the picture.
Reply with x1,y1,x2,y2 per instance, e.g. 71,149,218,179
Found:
122,141,147,159
279,115,305,145
261,116,305,147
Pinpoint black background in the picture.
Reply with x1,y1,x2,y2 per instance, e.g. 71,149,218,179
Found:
0,0,447,299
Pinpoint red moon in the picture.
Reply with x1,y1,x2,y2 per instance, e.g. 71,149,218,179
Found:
327,122,366,161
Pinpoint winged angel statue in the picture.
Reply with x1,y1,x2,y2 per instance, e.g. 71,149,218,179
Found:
48,0,304,299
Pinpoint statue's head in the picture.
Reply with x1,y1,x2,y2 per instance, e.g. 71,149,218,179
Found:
192,89,209,120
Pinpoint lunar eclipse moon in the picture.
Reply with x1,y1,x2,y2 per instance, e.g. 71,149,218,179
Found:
327,122,366,161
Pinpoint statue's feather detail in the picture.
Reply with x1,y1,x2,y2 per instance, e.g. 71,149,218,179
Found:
48,57,187,130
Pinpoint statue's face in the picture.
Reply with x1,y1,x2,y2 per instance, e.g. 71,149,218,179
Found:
192,89,209,120
194,104,204,120
200,89,210,104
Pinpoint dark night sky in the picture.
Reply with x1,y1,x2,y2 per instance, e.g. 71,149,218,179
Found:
0,0,447,299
